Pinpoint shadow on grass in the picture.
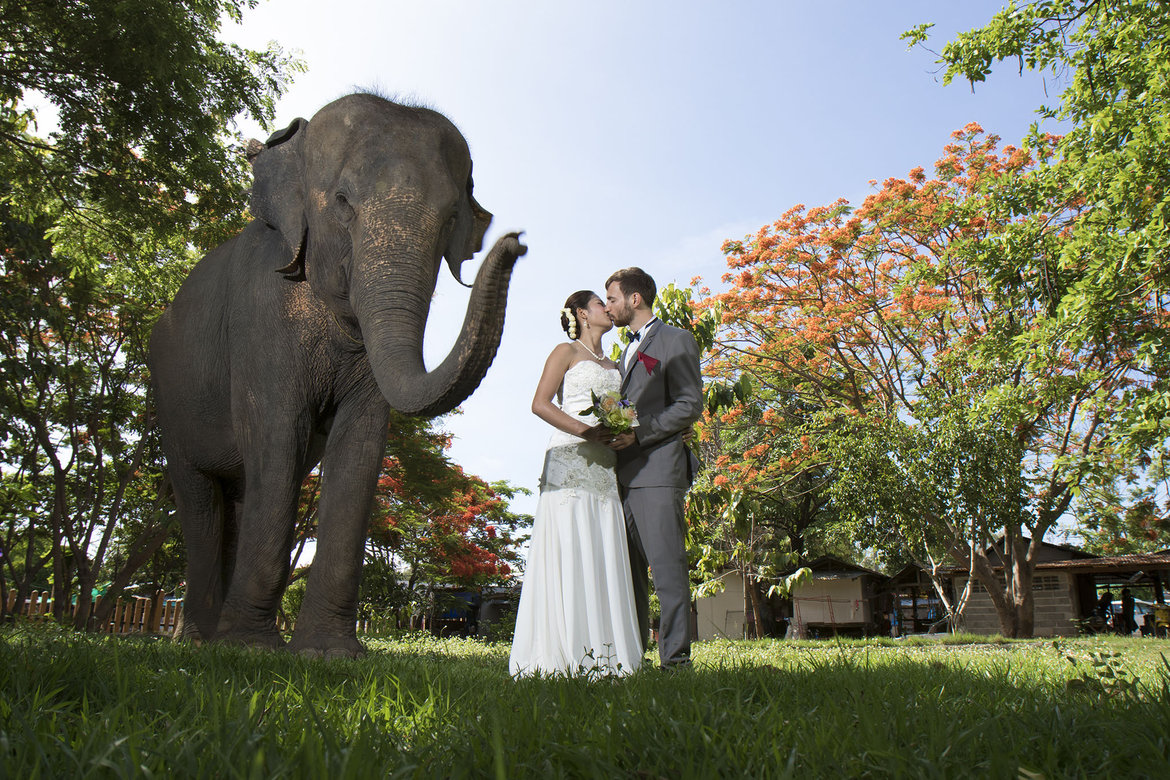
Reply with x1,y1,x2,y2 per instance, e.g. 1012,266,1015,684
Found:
2,625,1168,778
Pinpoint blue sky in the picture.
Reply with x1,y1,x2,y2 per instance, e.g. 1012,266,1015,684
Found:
224,1,1057,521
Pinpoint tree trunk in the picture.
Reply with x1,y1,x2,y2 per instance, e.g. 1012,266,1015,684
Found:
90,517,176,630
967,545,1019,638
51,528,70,622
1009,532,1035,638
748,577,773,637
744,568,766,639
72,572,95,631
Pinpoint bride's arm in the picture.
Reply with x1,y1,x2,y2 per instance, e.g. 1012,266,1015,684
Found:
532,345,593,438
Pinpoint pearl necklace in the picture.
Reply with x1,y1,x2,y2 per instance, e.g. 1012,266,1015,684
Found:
575,339,605,361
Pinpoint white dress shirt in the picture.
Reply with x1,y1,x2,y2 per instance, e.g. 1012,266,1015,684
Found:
623,317,658,370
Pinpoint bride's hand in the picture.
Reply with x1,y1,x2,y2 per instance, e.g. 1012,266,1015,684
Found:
580,424,610,443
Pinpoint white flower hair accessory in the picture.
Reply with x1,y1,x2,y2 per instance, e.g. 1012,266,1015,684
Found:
561,307,577,339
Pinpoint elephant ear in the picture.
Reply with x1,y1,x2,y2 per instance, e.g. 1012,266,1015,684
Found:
444,169,493,287
250,117,310,277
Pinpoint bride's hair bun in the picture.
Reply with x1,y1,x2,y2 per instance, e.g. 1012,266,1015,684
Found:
561,290,596,340
560,308,576,339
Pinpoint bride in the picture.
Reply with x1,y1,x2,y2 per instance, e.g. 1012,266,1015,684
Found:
509,290,643,677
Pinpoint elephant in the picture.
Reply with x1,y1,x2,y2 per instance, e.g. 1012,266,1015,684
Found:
148,93,525,657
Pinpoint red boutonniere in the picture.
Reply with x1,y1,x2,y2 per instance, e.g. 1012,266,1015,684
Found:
636,352,659,374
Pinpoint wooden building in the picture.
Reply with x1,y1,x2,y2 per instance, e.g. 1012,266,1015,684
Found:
786,556,890,638
931,540,1170,637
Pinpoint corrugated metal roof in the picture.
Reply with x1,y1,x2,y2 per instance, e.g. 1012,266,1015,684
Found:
1033,552,1170,571
940,551,1170,574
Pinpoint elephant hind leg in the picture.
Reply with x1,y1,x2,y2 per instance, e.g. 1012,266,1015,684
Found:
172,463,229,641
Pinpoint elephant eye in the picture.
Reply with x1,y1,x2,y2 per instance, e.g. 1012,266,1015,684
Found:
333,192,356,224
439,213,457,242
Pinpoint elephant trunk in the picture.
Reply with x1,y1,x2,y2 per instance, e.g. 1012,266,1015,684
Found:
352,232,525,417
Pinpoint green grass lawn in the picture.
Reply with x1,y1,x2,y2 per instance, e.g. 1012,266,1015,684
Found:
2,625,1168,778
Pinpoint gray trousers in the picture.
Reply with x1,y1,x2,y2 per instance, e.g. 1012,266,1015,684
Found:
622,485,691,667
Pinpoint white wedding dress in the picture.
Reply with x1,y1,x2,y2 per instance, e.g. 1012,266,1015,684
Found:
509,360,643,678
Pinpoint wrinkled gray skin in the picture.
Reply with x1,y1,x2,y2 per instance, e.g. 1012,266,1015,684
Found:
148,94,525,657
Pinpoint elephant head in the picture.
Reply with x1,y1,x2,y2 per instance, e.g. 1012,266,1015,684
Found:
248,93,524,416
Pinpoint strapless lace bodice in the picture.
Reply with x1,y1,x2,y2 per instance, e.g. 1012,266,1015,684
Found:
556,361,621,429
540,361,620,496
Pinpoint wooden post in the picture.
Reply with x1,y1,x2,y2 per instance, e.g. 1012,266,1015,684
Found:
162,599,177,635
911,585,920,632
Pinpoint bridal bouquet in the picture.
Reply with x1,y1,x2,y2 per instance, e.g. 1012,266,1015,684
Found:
579,390,638,434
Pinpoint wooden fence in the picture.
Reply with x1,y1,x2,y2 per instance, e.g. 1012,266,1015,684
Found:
6,590,183,635
5,591,398,637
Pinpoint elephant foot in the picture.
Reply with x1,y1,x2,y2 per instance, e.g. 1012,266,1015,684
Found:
286,632,366,659
215,627,286,650
172,614,204,645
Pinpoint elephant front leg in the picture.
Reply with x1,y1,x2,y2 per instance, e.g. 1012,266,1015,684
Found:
214,438,303,647
287,400,390,658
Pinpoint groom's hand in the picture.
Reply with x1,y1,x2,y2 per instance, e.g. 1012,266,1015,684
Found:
605,431,636,450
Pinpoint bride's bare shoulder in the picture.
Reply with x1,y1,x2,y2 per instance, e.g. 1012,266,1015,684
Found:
547,342,575,361
542,342,576,371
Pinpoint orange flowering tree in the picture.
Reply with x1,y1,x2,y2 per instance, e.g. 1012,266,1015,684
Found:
695,125,1158,637
354,413,528,627
686,389,826,638
1075,474,1170,555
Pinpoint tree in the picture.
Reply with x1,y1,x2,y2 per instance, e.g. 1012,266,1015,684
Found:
824,400,1026,632
904,0,1170,458
636,285,806,637
0,206,180,627
361,412,530,628
0,0,298,624
1073,451,1170,554
699,125,1148,637
0,0,297,254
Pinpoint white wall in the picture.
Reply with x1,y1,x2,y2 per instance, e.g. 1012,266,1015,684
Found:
791,579,870,627
695,570,748,641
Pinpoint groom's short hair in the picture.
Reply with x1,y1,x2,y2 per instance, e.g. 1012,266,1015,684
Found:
606,267,656,307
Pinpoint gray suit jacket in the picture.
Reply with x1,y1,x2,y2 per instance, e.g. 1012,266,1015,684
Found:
616,321,703,489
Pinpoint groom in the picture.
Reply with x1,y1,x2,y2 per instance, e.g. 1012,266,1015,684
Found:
598,267,702,669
